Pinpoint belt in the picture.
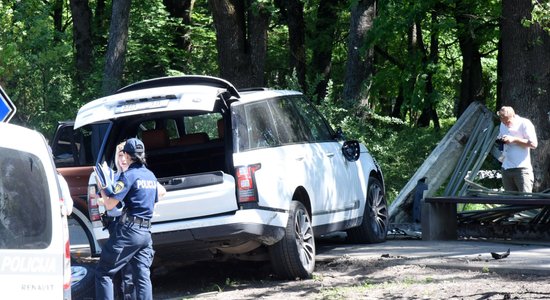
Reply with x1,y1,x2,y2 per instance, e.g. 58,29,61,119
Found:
119,214,152,229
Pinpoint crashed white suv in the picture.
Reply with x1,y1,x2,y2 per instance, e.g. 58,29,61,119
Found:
76,75,388,279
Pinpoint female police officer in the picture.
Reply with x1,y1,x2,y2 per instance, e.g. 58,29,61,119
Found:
95,138,158,300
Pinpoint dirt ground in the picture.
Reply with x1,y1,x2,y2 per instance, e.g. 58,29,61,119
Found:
150,253,550,300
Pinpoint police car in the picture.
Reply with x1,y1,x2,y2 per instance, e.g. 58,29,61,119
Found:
77,75,388,279
0,123,72,299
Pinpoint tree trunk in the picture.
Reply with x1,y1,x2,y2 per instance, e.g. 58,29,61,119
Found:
500,0,550,191
309,0,345,103
52,0,63,42
417,12,440,129
163,0,194,52
454,3,485,117
102,0,132,96
342,0,376,108
69,0,93,88
93,0,108,48
209,0,269,88
284,0,306,92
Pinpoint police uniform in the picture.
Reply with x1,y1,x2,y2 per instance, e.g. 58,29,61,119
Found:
96,138,158,300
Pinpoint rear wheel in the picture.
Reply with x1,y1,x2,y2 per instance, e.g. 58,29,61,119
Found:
269,200,315,279
71,262,95,299
347,177,388,243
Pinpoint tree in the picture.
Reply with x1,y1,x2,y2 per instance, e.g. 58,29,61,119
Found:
417,11,440,129
102,0,131,95
342,0,376,108
163,0,195,72
453,0,499,117
309,0,346,103
208,0,270,88
69,0,93,89
499,0,550,191
275,0,307,92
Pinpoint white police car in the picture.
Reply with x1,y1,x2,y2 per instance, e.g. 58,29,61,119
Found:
78,75,388,279
0,123,72,299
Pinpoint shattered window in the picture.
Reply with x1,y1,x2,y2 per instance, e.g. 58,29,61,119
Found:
0,148,52,249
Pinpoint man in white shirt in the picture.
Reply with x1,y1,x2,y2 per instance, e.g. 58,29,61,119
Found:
497,106,538,192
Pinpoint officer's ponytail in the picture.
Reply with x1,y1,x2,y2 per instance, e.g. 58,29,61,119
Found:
129,152,147,166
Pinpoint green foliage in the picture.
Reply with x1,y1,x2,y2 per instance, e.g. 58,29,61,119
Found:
319,100,450,203
0,0,75,136
522,1,550,33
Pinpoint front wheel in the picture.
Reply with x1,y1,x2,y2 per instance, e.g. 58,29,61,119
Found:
347,177,388,243
269,201,315,279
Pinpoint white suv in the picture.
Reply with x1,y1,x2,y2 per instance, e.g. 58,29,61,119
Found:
76,75,388,279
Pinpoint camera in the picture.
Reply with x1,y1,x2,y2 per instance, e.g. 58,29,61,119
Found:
495,137,505,151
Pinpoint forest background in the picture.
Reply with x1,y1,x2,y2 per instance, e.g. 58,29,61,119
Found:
0,0,549,202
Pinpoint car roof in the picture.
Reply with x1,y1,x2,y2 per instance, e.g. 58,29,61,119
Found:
0,122,49,156
74,76,303,129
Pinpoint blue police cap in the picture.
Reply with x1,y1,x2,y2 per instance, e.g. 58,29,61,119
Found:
124,138,145,154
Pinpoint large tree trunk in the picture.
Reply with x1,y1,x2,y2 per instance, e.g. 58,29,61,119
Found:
454,3,485,117
69,0,93,89
209,0,269,88
500,0,550,191
342,0,376,108
284,0,306,92
102,0,132,95
309,0,344,103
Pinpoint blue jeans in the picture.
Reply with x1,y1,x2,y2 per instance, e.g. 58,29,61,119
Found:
96,222,154,300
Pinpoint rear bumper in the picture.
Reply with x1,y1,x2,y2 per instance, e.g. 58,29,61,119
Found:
93,208,288,251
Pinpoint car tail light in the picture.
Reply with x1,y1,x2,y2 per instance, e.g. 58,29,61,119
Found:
88,184,101,222
61,199,71,299
236,164,261,203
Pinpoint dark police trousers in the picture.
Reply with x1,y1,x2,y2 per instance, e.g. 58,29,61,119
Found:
96,220,154,300
106,218,136,300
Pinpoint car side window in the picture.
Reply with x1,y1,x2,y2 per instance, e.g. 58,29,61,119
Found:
52,123,107,167
293,96,334,142
269,97,310,144
242,101,279,150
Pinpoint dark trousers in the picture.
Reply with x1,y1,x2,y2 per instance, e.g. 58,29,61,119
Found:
96,222,154,300
107,221,136,300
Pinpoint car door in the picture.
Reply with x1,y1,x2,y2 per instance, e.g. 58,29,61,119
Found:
292,97,358,224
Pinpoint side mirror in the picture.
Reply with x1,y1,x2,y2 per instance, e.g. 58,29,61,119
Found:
342,140,360,162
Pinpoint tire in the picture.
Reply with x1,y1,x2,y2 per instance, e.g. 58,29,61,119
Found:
71,263,96,299
269,200,315,279
347,177,388,243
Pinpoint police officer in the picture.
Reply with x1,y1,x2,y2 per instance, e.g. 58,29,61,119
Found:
95,138,158,300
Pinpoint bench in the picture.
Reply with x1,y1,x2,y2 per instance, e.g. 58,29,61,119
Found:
421,196,550,240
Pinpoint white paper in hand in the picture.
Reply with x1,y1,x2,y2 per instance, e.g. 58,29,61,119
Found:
94,161,115,191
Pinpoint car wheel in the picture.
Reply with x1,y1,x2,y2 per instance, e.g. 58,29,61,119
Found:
269,200,315,279
71,263,95,299
347,177,388,243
